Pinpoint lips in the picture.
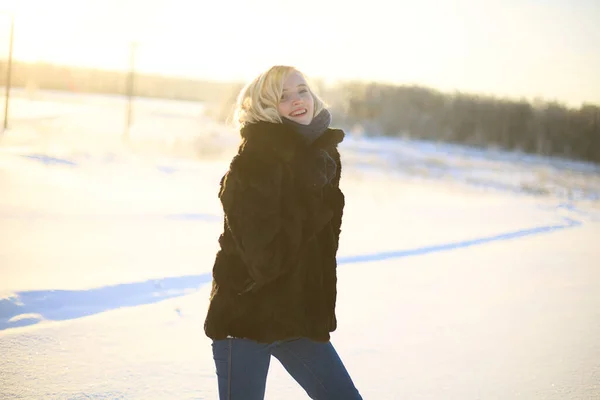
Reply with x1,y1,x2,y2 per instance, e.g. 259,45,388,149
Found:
290,108,307,117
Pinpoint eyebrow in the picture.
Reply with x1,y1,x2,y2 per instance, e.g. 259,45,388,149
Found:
282,84,308,92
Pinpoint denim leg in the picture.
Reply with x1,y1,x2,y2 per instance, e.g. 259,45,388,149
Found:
272,338,363,400
212,338,272,400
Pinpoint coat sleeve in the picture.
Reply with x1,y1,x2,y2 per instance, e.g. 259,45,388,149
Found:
324,146,345,252
219,153,303,290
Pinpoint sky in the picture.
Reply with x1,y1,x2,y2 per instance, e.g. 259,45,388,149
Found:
0,0,599,107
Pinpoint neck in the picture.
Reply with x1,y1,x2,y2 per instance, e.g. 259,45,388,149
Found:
239,120,345,162
282,109,332,145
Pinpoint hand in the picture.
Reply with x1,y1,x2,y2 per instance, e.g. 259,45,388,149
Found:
297,149,337,191
238,278,258,295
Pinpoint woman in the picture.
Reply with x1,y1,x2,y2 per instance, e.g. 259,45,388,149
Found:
204,65,362,400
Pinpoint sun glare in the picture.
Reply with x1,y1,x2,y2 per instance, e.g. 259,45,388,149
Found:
3,0,149,69
1,0,599,105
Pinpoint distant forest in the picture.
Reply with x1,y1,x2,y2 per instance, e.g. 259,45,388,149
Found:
2,61,599,165
325,83,600,165
0,60,239,102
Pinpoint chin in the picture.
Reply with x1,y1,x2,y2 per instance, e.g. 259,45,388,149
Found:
293,116,312,125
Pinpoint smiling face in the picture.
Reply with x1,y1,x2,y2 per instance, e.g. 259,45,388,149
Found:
277,70,315,125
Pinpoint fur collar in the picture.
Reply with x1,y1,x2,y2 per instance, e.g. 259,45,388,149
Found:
239,121,344,161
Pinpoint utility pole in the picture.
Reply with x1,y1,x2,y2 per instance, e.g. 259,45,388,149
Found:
124,41,137,142
3,14,14,133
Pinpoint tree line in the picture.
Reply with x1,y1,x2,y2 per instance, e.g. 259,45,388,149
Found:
324,82,600,164
0,60,238,102
2,61,598,164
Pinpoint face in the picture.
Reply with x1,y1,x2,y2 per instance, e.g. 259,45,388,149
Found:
277,70,315,125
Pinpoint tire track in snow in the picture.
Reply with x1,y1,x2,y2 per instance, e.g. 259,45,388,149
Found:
339,201,600,265
0,275,212,332
338,216,581,264
1,203,593,332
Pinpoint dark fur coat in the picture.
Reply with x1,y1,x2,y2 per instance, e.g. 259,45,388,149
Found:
203,121,346,343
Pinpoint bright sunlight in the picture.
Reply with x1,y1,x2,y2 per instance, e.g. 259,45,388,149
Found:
2,0,600,105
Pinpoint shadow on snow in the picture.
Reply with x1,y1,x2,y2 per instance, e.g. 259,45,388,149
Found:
0,216,582,331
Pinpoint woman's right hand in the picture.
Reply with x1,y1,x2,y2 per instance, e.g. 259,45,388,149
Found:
297,149,337,191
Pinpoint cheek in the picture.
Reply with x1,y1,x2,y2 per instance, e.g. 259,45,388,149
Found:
277,103,288,115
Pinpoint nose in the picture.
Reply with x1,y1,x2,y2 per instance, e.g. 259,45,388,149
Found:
291,93,302,105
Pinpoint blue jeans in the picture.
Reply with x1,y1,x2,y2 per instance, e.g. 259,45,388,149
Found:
212,337,363,400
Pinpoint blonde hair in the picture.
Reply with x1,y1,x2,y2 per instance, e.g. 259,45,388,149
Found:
233,65,326,128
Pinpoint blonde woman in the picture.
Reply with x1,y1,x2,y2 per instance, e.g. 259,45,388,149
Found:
204,65,362,400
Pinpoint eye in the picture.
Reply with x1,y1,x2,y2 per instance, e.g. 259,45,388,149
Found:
299,88,308,94
280,93,288,101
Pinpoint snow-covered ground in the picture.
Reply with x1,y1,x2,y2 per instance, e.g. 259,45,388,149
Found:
1,91,600,399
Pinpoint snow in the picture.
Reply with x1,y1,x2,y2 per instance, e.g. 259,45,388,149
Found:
1,90,600,399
